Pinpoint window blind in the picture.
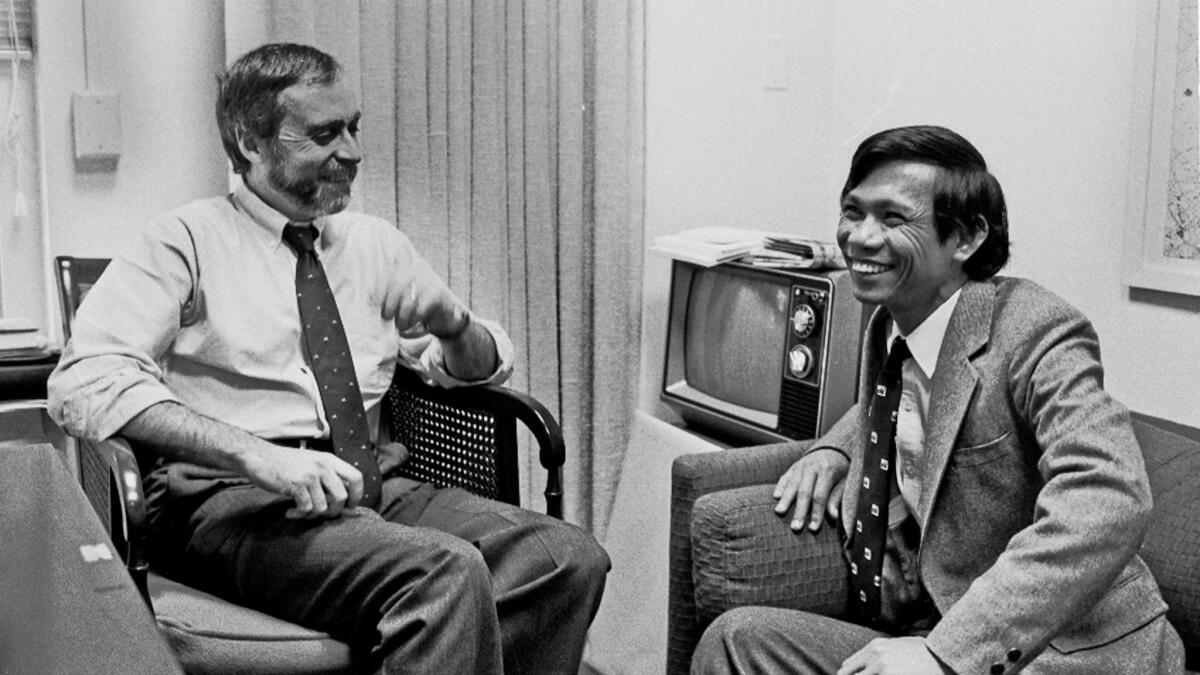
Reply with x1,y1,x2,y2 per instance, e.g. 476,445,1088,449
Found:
0,0,33,58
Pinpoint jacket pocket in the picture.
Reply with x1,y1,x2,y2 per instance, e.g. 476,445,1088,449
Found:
1047,562,1168,654
950,431,1015,468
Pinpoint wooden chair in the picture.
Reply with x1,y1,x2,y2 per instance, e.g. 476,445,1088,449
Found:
58,256,566,674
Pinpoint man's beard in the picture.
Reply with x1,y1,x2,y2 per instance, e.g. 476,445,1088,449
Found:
268,158,357,216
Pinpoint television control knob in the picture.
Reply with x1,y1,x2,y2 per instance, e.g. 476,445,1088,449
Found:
791,304,817,337
788,345,815,378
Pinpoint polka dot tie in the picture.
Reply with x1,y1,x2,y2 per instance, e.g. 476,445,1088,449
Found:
282,224,382,510
849,336,910,625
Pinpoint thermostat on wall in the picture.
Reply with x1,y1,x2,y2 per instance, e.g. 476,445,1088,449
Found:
72,91,121,162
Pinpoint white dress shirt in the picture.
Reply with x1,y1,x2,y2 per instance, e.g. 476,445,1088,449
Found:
48,181,514,444
886,287,962,527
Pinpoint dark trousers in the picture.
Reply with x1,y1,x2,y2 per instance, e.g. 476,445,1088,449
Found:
149,471,610,674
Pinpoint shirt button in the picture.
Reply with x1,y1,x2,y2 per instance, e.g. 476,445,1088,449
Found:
1007,648,1022,662
990,664,1005,675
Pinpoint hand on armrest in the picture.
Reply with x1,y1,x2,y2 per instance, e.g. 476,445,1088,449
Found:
773,448,849,533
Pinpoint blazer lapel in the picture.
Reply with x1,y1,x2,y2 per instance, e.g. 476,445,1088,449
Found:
916,280,994,532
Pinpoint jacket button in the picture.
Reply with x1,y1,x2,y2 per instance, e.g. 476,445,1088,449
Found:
1007,648,1022,662
990,664,1005,675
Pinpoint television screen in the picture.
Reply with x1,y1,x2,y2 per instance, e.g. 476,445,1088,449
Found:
683,268,789,416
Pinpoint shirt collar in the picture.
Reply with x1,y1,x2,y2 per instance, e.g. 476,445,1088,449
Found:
231,180,328,248
889,287,963,378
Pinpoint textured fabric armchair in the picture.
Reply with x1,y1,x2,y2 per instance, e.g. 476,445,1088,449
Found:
667,414,1200,674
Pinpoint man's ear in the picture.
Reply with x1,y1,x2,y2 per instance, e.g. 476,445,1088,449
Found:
952,214,989,263
235,126,265,167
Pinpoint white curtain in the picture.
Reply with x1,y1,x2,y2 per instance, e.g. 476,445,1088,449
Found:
231,0,645,533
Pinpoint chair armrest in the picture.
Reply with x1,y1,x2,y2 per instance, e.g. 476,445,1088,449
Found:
667,441,813,675
77,436,151,605
422,382,566,471
385,366,567,518
418,382,567,518
672,441,812,497
690,484,846,624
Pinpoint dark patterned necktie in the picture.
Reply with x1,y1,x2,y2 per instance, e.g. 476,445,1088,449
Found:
849,336,911,624
282,224,382,509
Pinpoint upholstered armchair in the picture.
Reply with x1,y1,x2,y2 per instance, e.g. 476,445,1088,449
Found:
666,415,1200,673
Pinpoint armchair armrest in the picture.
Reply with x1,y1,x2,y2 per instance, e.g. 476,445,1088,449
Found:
385,367,567,518
690,483,847,625
667,441,813,674
77,436,151,606
404,380,566,469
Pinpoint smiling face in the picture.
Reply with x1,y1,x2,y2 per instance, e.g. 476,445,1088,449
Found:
241,78,362,222
837,160,984,333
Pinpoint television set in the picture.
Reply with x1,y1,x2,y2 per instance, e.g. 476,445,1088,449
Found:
661,259,867,445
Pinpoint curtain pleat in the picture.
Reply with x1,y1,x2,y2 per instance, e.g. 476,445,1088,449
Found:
241,0,643,533
590,0,646,532
358,3,398,224
552,0,595,522
520,0,563,506
423,0,452,278
469,1,509,340
502,0,528,395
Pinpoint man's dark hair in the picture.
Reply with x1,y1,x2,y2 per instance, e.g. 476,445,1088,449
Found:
842,125,1010,279
216,43,342,175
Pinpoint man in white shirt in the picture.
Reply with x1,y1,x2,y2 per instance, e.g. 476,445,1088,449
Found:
49,42,608,674
691,125,1183,674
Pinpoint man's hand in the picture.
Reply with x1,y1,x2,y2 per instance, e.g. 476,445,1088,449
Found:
119,401,367,520
394,275,497,379
239,444,364,519
773,448,848,532
396,275,470,339
837,637,944,675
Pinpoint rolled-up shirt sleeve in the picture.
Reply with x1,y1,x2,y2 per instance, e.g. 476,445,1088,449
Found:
396,316,515,388
47,217,195,441
382,228,514,388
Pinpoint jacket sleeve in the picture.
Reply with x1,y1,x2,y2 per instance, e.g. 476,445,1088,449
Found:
924,306,1153,673
805,402,862,461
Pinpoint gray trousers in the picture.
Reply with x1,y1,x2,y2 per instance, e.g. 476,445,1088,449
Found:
691,605,1185,675
152,473,610,674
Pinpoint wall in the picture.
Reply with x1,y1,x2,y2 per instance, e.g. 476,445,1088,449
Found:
34,0,227,342
641,0,1200,428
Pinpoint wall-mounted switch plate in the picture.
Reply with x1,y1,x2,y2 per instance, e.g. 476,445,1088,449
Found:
72,91,121,162
762,34,789,91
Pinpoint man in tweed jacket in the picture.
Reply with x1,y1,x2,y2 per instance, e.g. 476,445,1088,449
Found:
692,126,1185,674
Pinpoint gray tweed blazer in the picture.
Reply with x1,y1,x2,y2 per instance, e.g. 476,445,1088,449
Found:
828,276,1173,673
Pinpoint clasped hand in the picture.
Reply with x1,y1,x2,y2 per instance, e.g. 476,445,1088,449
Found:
773,447,849,532
242,444,365,519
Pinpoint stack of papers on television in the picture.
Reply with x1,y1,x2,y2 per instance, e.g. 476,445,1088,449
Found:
649,227,768,267
742,236,846,270
0,317,51,361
